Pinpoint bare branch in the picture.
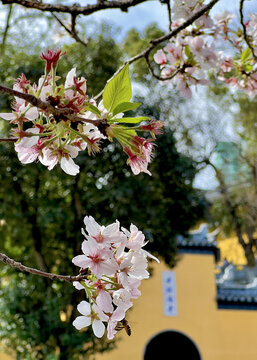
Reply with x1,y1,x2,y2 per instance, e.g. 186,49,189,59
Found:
0,252,88,283
239,0,257,61
0,138,17,142
1,4,13,55
1,0,148,15
52,13,88,48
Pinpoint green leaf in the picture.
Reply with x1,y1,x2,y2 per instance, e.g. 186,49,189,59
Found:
103,64,132,112
109,116,150,124
84,103,101,116
243,64,253,72
185,45,191,58
241,48,252,63
112,102,141,116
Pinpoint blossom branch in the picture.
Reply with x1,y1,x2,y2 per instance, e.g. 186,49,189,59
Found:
0,84,103,126
239,0,257,61
94,0,220,99
144,52,180,80
0,252,88,283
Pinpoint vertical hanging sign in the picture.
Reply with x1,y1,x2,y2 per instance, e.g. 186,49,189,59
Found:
162,271,178,316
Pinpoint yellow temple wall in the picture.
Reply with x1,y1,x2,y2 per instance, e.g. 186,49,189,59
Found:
94,254,257,360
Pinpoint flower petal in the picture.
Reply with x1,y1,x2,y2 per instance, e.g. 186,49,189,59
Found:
72,255,91,268
25,107,39,121
0,113,16,121
77,301,91,316
92,319,106,338
60,157,80,176
96,291,114,313
73,316,91,330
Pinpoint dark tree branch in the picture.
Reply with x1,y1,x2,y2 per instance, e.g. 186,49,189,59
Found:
1,0,148,15
239,0,257,61
0,252,88,283
0,84,104,126
0,137,17,142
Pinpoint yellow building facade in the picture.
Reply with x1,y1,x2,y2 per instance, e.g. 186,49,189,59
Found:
94,251,257,360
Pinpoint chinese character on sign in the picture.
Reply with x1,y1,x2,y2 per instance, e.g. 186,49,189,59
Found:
162,271,178,316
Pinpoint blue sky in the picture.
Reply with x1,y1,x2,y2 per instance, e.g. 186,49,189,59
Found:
75,0,256,39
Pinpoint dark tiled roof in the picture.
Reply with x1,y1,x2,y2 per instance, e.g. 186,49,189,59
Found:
216,264,257,309
176,223,219,256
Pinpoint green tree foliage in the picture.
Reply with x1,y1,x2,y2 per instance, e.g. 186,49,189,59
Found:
123,23,165,82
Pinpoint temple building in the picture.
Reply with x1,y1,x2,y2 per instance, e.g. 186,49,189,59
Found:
94,224,257,360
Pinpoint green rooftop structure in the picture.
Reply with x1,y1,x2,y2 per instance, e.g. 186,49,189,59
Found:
213,141,251,186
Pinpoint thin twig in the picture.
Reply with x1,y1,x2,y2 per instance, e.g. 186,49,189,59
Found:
1,4,13,55
0,252,87,283
144,52,180,81
239,0,257,61
0,138,17,142
52,13,88,48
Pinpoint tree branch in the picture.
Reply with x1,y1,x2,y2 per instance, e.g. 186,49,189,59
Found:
1,4,13,55
0,137,17,142
239,0,257,61
0,252,88,283
52,13,88,48
144,52,181,80
1,0,148,15
0,84,103,126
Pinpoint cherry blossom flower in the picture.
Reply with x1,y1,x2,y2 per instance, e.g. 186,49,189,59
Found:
153,50,167,65
107,307,126,340
2,50,163,176
73,301,108,338
72,216,159,339
72,239,118,278
82,216,126,245
39,144,80,176
0,104,38,123
124,147,152,176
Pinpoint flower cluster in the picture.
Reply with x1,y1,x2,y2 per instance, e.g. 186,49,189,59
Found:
0,50,163,176
72,216,159,339
154,2,257,98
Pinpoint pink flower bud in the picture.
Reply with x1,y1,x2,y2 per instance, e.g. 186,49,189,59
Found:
40,49,66,73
